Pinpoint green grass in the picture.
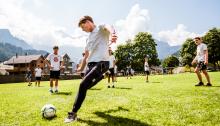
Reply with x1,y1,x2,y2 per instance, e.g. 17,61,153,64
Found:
1,72,220,126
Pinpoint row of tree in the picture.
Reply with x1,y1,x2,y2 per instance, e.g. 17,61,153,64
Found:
115,32,160,71
114,27,220,71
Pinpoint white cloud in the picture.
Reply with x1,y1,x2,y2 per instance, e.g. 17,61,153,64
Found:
157,24,201,46
112,4,150,49
0,0,86,50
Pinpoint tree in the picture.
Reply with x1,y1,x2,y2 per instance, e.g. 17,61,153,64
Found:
132,32,160,71
162,56,179,74
202,27,220,70
162,56,179,68
180,38,197,67
115,32,160,71
115,39,134,71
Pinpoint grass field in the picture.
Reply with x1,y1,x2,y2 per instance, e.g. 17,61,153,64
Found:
0,72,220,126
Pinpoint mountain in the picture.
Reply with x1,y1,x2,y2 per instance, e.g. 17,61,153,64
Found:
0,29,48,62
0,29,33,49
0,43,48,62
156,40,181,59
172,50,180,57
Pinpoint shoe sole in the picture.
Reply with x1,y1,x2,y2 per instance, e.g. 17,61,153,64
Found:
64,117,78,123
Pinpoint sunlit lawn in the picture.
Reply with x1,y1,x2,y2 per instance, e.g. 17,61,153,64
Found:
0,72,220,126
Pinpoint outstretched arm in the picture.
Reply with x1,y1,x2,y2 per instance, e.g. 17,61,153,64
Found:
103,25,118,44
204,50,208,65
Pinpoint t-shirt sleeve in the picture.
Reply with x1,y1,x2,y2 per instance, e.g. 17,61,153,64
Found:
99,24,111,34
203,44,207,51
46,54,51,61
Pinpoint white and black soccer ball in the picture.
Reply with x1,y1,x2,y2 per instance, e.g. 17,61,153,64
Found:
41,104,56,118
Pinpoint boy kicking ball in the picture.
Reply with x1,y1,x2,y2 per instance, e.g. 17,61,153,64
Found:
192,37,212,86
64,15,117,123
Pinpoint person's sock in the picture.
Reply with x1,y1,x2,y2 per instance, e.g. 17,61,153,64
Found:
55,86,58,91
50,87,53,90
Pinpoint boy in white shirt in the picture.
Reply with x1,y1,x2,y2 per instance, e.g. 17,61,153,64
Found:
45,46,64,93
35,65,42,87
114,65,118,82
107,49,116,88
144,57,150,82
192,37,212,86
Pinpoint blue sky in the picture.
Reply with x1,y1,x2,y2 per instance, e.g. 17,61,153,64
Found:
0,0,219,51
22,0,220,32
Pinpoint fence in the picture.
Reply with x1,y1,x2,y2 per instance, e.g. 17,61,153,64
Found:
0,74,81,84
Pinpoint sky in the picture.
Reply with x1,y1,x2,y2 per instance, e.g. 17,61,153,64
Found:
0,0,219,53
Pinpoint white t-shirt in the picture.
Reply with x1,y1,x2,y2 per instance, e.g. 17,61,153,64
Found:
47,53,63,71
196,43,207,62
109,55,115,68
144,62,149,71
35,68,42,77
85,25,110,62
78,58,87,73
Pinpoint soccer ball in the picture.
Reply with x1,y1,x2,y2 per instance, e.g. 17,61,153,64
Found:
41,104,56,118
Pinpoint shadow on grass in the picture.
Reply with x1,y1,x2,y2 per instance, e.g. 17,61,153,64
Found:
42,115,57,121
151,81,162,83
79,107,150,126
114,87,132,90
52,92,72,95
89,88,102,90
206,86,220,87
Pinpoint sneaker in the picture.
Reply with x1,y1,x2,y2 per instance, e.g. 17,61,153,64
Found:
28,83,32,86
49,89,53,93
54,90,58,93
107,85,111,88
206,83,212,86
112,85,115,88
64,112,77,123
195,82,204,86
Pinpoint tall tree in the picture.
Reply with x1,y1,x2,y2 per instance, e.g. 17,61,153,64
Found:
115,32,160,71
132,32,160,71
115,39,134,71
202,27,220,70
180,38,197,67
162,56,179,74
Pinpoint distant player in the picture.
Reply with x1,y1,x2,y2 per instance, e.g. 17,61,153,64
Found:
45,46,64,93
192,37,212,86
114,65,118,82
35,65,43,87
26,67,32,86
64,16,117,123
144,57,150,82
107,48,116,88
77,53,87,78
126,65,132,79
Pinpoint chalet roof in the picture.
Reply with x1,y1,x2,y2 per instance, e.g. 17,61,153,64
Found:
62,53,70,59
5,55,43,65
